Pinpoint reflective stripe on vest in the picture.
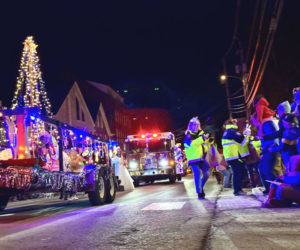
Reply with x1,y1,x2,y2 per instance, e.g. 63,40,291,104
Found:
222,142,237,146
222,139,239,161
240,137,247,146
225,124,238,130
224,155,239,161
239,136,250,158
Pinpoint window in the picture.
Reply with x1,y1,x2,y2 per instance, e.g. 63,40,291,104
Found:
82,111,85,121
75,98,80,120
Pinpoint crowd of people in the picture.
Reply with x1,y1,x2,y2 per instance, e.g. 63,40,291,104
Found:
184,90,300,208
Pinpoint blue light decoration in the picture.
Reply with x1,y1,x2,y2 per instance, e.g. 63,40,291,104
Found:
108,140,118,150
30,115,35,121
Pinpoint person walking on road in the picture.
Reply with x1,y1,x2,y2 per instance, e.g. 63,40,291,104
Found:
221,119,251,196
184,117,210,199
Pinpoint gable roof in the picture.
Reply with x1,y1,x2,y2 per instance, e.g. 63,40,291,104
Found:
53,80,125,122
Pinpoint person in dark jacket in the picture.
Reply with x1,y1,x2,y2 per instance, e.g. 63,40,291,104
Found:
253,95,282,195
262,155,300,208
184,117,210,199
263,100,291,142
270,113,300,173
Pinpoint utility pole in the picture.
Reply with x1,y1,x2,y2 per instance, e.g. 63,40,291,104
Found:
222,59,232,120
237,39,249,121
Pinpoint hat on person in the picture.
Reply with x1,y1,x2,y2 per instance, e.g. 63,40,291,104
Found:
277,101,291,114
282,113,298,125
186,116,200,133
293,87,300,96
294,89,300,101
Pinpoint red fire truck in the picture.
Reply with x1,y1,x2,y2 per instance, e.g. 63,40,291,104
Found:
124,132,183,186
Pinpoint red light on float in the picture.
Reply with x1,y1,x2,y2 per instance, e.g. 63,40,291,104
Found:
153,133,158,137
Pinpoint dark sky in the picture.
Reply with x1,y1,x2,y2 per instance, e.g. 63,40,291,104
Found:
0,1,299,131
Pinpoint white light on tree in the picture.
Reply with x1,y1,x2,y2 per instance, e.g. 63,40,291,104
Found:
11,36,52,115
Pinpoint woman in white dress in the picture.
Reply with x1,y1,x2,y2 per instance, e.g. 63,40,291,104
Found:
111,148,134,191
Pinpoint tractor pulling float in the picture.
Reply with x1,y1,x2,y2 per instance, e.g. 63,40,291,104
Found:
0,107,117,211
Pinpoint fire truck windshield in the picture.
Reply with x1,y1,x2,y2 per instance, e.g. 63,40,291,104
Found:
125,140,146,154
148,139,172,152
125,139,172,154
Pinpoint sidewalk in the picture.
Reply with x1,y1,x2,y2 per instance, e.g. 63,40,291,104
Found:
208,185,300,249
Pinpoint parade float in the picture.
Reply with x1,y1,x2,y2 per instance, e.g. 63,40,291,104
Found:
0,36,117,211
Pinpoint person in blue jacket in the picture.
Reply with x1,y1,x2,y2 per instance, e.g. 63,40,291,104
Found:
270,113,300,173
184,117,210,199
253,96,282,195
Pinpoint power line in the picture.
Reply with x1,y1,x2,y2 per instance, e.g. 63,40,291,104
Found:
247,0,284,107
246,0,268,94
246,0,260,64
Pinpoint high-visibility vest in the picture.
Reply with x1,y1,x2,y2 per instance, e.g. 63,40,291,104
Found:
250,140,261,156
238,136,250,158
222,138,240,161
184,131,207,163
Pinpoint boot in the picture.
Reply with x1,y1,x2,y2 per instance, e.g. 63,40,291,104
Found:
262,187,276,207
262,198,291,208
198,192,205,199
266,187,276,199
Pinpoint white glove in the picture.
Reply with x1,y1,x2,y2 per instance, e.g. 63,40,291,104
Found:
243,124,251,136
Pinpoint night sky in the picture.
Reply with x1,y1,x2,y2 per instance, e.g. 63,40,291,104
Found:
0,1,300,132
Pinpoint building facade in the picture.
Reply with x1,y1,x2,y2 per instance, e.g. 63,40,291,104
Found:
55,80,132,145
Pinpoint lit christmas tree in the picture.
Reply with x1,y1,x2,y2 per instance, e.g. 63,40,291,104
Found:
11,36,52,115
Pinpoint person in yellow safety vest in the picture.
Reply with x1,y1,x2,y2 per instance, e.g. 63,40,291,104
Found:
222,119,251,196
245,135,262,188
251,137,262,156
184,117,210,199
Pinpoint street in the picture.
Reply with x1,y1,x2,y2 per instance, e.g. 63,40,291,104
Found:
0,175,300,250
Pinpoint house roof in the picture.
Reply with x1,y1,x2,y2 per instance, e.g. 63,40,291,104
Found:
51,79,125,123
87,81,124,104
76,80,125,121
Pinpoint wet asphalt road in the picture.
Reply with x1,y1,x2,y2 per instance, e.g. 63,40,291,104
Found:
3,175,300,250
0,175,220,250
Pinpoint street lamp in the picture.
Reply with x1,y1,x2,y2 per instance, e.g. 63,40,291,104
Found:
219,74,249,120
220,74,244,83
220,74,227,81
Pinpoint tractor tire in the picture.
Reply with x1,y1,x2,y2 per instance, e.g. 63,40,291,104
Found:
105,175,116,203
88,170,107,206
169,174,176,184
134,179,140,187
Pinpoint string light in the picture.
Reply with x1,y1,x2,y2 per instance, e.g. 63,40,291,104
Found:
11,36,52,116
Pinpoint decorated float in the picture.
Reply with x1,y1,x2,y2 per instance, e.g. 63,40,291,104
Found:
0,36,117,211
0,108,117,211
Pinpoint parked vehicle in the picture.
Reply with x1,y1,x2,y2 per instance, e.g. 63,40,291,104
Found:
124,132,183,186
0,107,117,211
